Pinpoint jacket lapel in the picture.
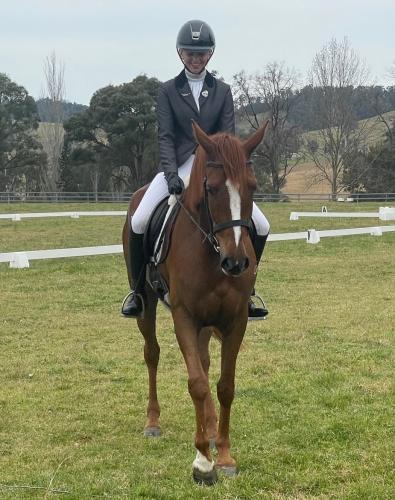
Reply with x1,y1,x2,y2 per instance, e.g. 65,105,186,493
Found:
175,70,199,115
199,71,214,111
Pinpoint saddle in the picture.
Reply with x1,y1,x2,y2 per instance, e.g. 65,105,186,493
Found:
143,195,180,308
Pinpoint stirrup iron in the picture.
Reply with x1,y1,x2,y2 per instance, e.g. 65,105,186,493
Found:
121,290,145,319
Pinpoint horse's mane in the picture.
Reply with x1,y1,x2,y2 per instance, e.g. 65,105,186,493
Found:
186,132,256,210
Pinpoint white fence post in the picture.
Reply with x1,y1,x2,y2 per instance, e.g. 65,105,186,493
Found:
10,252,30,268
307,229,320,244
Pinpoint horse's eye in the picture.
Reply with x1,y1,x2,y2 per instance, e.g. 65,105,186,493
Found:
206,184,218,195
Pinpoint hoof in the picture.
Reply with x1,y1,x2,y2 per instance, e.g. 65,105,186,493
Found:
209,438,216,450
216,464,238,477
193,467,218,486
143,426,161,437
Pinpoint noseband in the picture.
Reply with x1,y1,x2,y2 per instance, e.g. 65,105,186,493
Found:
176,160,252,254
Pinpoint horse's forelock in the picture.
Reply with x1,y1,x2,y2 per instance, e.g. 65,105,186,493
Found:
215,134,247,187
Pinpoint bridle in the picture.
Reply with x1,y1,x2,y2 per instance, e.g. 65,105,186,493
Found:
176,160,252,254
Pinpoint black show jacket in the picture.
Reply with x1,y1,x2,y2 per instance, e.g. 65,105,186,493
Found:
157,70,235,179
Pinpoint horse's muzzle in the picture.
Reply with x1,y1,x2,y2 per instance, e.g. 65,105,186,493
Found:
220,256,249,277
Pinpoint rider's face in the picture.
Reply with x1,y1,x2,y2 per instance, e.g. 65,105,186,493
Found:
180,50,212,74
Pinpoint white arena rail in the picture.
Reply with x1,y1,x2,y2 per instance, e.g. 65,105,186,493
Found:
290,206,395,221
0,211,127,221
0,245,123,268
1,226,395,268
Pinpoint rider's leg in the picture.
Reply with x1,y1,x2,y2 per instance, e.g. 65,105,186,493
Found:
121,156,195,317
249,203,270,320
121,172,169,317
121,231,146,316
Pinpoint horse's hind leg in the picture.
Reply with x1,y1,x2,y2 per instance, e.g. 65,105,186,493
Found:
137,288,161,436
198,327,218,448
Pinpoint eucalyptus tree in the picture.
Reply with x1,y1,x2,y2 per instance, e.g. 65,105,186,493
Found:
0,73,46,191
61,75,161,193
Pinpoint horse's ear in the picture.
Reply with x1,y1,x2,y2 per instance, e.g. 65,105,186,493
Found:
191,120,216,155
242,120,269,158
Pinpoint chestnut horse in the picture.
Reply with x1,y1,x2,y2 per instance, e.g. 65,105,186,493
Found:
123,121,268,485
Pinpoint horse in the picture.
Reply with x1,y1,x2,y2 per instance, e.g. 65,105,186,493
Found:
122,120,268,485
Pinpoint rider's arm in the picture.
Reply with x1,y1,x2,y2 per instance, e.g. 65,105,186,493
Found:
157,84,178,181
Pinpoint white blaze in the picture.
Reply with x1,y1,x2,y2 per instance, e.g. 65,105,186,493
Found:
225,179,242,246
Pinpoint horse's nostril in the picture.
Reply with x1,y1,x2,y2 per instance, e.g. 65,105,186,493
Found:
221,257,232,272
221,256,249,276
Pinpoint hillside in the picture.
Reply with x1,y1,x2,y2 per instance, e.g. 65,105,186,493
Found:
236,110,395,194
281,110,395,193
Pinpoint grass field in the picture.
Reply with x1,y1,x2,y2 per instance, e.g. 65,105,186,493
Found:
0,202,394,499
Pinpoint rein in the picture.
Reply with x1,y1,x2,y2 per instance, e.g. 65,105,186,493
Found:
176,196,220,253
176,160,252,253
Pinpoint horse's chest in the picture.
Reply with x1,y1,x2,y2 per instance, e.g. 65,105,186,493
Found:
187,284,246,324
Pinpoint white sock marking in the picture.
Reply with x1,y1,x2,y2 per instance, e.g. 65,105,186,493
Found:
225,179,241,246
193,450,214,473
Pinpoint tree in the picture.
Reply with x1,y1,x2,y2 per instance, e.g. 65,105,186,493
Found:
343,122,395,193
307,37,375,197
0,73,46,191
61,75,160,193
39,52,66,191
233,62,303,193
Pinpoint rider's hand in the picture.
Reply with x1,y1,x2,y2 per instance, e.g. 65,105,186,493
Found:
167,173,184,195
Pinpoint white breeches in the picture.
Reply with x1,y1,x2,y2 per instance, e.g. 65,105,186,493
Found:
131,155,270,237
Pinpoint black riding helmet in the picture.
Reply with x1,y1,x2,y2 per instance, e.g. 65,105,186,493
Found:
176,20,215,53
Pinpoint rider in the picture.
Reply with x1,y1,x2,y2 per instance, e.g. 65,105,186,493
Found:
121,19,270,319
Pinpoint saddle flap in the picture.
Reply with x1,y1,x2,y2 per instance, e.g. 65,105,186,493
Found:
143,196,180,264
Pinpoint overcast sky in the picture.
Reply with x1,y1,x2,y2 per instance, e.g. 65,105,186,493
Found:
1,0,394,105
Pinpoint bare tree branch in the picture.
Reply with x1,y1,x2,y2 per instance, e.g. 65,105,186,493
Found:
307,37,376,197
233,62,303,193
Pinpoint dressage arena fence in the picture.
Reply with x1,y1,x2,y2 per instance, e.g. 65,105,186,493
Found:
1,207,394,268
1,191,395,203
0,211,127,221
1,206,394,222
290,206,395,221
1,224,394,268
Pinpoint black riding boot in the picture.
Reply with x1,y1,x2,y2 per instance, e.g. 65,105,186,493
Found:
249,234,269,320
121,231,146,317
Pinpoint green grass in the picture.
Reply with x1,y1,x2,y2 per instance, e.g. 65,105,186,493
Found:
0,202,394,498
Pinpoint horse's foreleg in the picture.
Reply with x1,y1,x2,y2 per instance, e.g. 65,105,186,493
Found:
216,318,247,475
173,312,217,485
137,289,161,436
198,327,218,447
